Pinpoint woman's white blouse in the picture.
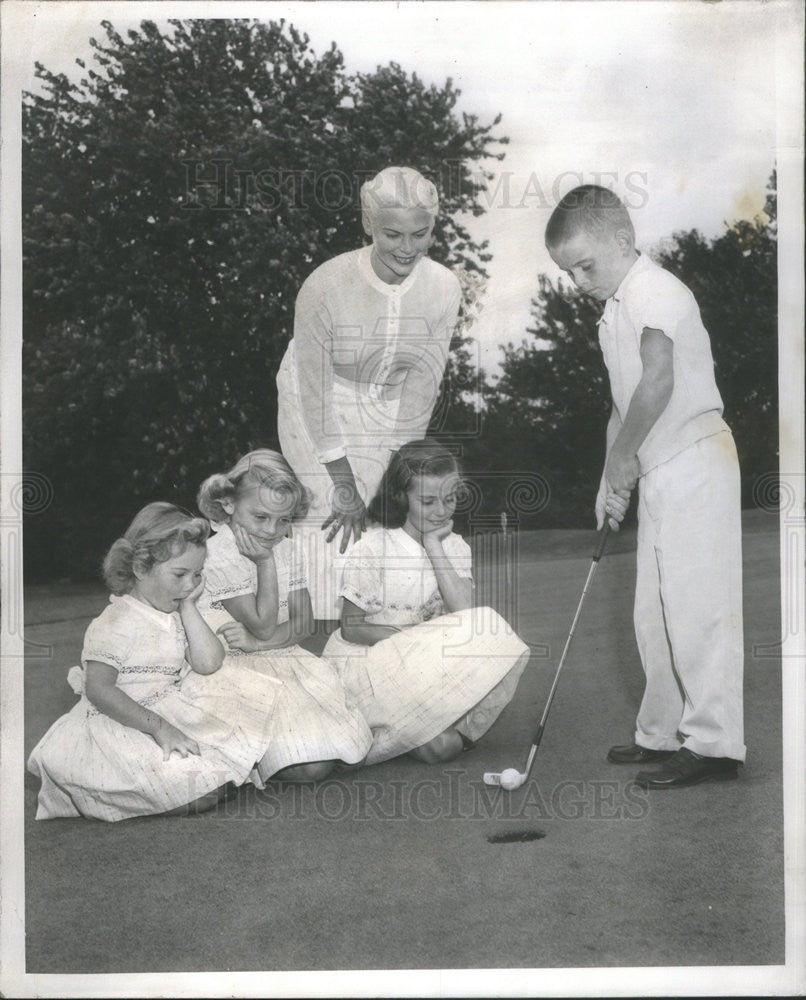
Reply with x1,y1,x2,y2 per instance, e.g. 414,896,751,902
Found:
291,246,461,463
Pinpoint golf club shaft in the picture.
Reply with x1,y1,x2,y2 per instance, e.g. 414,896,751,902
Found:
526,523,611,757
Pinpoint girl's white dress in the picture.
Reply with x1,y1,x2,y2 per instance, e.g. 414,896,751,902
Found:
195,524,372,775
322,527,531,764
27,594,282,822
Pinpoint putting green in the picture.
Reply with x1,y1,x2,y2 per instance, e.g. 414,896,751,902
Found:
21,514,784,972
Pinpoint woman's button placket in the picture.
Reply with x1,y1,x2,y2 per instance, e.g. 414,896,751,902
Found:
387,289,400,338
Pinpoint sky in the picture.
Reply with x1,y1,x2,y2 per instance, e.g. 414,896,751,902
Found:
14,0,786,371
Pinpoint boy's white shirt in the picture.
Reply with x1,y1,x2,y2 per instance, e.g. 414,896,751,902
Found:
598,252,729,478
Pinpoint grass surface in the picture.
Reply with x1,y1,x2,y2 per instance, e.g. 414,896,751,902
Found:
23,512,784,972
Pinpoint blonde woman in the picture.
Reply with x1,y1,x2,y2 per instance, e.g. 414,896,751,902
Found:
277,166,461,620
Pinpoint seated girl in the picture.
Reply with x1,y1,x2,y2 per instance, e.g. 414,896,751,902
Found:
27,503,282,821
194,449,372,782
322,439,531,765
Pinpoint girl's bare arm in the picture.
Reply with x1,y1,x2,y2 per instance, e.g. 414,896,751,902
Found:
340,598,402,646
84,661,200,759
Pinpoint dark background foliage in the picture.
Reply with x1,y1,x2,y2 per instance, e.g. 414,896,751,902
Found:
23,18,504,578
22,18,777,580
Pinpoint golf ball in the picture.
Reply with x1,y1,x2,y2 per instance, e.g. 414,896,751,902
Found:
500,768,521,790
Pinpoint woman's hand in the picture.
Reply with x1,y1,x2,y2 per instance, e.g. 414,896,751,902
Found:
232,523,277,564
216,621,262,653
322,478,366,553
151,720,201,761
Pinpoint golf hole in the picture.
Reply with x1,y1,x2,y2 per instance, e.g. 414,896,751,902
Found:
487,828,547,844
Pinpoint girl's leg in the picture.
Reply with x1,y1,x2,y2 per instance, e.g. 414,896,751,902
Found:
272,759,337,782
409,727,465,763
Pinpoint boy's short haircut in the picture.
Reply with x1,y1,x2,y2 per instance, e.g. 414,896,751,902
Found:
545,184,635,248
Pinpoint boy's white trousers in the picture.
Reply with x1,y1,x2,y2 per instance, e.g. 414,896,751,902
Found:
633,431,746,762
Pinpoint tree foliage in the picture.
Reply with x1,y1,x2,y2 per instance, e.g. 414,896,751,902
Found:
654,174,778,503
469,275,609,528
23,18,506,578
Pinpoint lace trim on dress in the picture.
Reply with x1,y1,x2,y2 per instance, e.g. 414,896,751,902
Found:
117,663,182,676
341,586,384,612
83,648,124,667
208,583,252,601
211,597,287,613
84,686,175,717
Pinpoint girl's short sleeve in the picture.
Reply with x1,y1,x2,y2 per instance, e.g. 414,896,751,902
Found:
288,533,309,593
340,531,384,614
272,535,308,598
203,530,255,602
81,606,136,670
444,533,473,579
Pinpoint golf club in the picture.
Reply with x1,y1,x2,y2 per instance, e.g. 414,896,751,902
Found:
484,522,612,789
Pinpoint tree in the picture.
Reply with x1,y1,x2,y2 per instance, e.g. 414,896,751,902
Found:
474,275,609,527
654,173,778,506
23,18,506,578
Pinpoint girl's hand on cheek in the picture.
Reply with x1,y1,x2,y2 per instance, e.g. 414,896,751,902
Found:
183,575,206,606
423,519,453,545
233,523,275,563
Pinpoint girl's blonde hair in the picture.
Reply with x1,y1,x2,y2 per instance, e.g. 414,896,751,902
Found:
197,449,311,524
103,502,210,595
360,166,439,234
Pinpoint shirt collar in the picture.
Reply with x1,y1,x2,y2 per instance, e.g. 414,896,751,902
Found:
357,244,421,296
598,252,649,325
611,251,649,304
116,593,178,631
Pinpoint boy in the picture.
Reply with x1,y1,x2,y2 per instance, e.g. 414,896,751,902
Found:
545,185,745,788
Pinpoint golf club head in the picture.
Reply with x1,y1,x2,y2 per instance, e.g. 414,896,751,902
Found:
483,772,503,786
